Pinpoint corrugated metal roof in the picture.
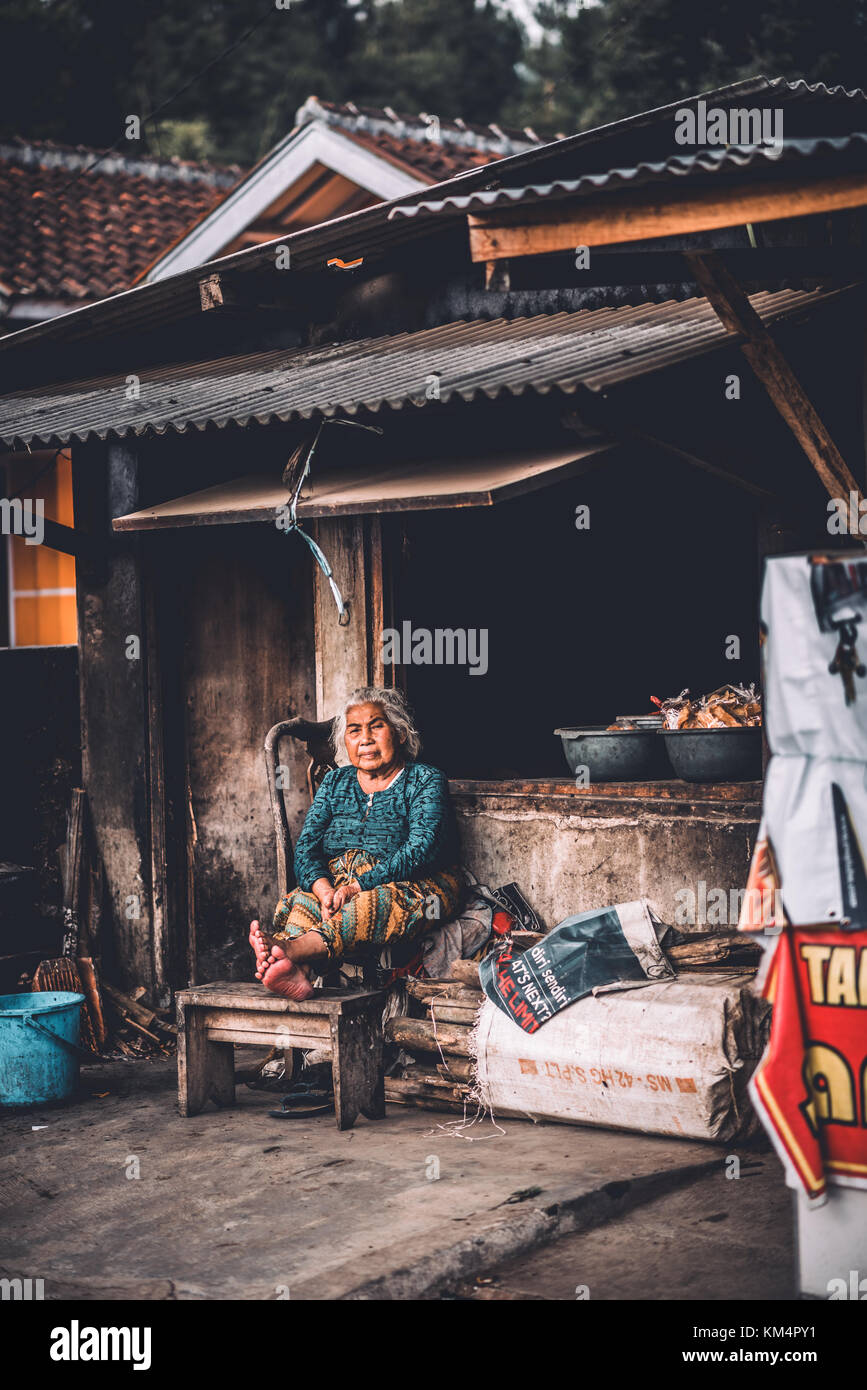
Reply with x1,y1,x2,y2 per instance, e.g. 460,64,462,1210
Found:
0,286,849,449
1,76,864,368
389,133,867,222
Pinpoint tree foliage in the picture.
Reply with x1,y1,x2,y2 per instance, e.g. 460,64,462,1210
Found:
527,0,867,136
2,0,866,165
353,0,524,125
0,0,526,163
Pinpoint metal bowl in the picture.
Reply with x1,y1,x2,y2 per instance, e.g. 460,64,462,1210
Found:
662,727,762,783
555,726,670,782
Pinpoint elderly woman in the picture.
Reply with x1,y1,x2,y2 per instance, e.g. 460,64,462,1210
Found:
249,687,462,1000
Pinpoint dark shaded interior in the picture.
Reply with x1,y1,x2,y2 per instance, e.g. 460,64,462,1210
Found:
400,454,761,779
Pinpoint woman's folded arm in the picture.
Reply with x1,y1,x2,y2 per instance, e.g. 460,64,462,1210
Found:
354,768,453,890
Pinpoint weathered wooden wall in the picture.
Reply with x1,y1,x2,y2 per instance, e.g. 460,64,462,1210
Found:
179,523,316,982
72,432,320,995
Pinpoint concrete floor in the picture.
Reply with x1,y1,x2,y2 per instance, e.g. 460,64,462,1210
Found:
0,1050,790,1300
446,1157,795,1300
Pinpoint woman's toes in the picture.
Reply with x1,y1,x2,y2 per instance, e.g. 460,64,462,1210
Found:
251,921,280,976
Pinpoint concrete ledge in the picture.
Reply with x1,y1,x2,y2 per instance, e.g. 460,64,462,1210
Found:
294,1154,723,1300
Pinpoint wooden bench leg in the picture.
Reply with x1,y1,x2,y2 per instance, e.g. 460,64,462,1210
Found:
177,1002,236,1117
330,1010,385,1131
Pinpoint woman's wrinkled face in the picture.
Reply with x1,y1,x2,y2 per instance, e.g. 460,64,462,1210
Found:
344,703,403,772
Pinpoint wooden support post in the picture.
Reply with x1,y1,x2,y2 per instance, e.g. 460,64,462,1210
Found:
143,542,171,1008
365,514,386,689
311,515,388,719
686,251,864,503
72,439,168,999
184,760,198,988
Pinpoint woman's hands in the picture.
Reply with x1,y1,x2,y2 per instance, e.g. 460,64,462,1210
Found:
311,876,360,922
311,877,335,918
325,879,361,920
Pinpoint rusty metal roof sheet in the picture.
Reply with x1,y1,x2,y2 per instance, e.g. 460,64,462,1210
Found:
389,133,867,222
0,286,850,449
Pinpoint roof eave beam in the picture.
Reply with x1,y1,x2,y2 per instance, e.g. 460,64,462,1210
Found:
466,169,867,262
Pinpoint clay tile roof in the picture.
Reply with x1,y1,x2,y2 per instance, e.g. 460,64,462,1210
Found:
0,104,545,309
0,137,242,304
340,124,505,181
295,96,546,184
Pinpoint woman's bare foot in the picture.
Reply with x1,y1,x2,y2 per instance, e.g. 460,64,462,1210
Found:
249,920,271,975
261,955,315,1001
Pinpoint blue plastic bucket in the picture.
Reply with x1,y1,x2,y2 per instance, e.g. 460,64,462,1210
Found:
0,991,85,1106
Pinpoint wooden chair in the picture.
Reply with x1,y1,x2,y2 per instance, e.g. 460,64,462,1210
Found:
264,716,382,988
264,716,337,896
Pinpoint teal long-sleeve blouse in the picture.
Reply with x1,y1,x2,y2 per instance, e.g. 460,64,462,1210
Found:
293,762,459,892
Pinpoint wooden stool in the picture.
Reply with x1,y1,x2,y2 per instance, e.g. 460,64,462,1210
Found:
176,981,387,1130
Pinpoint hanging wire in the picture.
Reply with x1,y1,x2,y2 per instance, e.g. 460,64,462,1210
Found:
281,418,382,626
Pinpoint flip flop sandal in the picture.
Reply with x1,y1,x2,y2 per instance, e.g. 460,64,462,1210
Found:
269,1085,333,1119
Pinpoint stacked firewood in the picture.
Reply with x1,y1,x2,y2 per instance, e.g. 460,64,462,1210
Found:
100,982,176,1057
385,958,484,1112
18,963,177,1057
383,929,761,1114
666,933,762,971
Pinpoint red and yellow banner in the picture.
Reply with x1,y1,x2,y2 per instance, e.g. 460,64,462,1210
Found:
751,926,867,1204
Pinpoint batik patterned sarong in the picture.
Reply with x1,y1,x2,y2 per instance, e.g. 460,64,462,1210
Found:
271,850,462,961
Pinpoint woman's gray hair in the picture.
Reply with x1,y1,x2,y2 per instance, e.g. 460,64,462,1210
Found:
332,686,421,763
